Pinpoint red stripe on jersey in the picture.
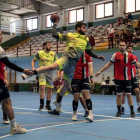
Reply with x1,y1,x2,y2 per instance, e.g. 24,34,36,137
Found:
111,52,136,80
0,62,5,81
73,52,93,79
131,55,138,78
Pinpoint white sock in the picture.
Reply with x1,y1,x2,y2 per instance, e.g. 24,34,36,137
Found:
121,104,125,107
88,110,93,115
137,102,140,107
10,119,16,127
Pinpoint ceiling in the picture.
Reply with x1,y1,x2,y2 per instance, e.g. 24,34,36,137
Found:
0,0,106,17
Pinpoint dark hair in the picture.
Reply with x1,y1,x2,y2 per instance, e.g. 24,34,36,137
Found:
75,22,86,30
120,40,126,45
43,41,51,46
121,30,124,32
109,23,114,28
127,44,133,49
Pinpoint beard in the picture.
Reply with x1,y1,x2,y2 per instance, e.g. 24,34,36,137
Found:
46,48,51,51
78,29,85,35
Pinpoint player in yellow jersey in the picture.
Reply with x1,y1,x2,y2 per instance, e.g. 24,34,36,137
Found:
31,41,58,111
23,22,105,122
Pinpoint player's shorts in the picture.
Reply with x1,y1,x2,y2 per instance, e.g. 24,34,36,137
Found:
56,85,72,96
71,77,90,94
115,80,132,94
38,72,53,88
131,77,139,89
0,84,10,101
55,56,77,83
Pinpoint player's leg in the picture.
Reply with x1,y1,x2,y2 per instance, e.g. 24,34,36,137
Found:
115,80,123,117
1,85,26,134
46,87,53,111
81,78,93,122
121,92,126,115
38,73,46,111
132,77,140,112
79,94,89,117
53,79,70,112
125,80,135,117
71,78,81,121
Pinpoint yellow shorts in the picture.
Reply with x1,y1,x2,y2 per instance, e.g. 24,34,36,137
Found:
55,56,77,83
39,73,53,89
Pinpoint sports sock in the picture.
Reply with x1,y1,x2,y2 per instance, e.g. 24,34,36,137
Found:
10,119,16,127
40,99,44,106
57,95,63,103
46,100,51,106
72,100,78,112
130,106,134,112
3,112,7,119
117,106,121,112
86,99,92,110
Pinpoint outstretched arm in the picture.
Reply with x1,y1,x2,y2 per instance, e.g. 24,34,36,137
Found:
85,49,105,61
95,61,113,77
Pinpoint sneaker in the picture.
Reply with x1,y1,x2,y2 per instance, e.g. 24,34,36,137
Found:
130,111,136,118
10,123,27,134
84,111,89,117
86,114,94,122
72,114,77,121
115,111,121,117
3,118,10,124
46,106,52,112
137,107,140,113
48,109,60,115
53,100,63,113
39,105,44,111
121,107,125,115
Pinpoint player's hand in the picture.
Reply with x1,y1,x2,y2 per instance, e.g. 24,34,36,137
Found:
98,55,105,61
54,19,59,25
4,80,9,87
138,73,140,78
90,78,94,85
95,71,101,77
23,69,34,76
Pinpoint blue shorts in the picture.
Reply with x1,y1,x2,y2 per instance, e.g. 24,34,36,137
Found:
0,84,10,101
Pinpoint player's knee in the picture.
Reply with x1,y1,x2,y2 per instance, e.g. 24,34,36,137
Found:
2,98,11,106
40,85,45,91
126,94,131,98
135,88,139,94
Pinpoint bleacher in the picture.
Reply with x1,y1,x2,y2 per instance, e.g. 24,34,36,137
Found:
6,20,138,57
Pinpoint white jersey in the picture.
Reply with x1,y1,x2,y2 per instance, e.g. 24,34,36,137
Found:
0,46,6,59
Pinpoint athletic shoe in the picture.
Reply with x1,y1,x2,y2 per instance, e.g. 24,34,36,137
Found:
121,107,125,115
53,100,63,113
84,111,89,117
86,114,94,122
72,114,77,121
21,74,31,80
130,111,136,118
10,123,27,134
46,106,52,112
115,111,121,117
3,118,10,124
39,105,44,111
137,107,140,113
48,109,60,115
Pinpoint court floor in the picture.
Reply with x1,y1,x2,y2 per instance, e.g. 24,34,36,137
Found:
0,92,140,140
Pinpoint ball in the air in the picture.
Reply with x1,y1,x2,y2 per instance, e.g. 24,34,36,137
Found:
50,14,60,23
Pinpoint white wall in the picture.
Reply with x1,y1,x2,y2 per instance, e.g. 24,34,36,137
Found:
2,35,15,43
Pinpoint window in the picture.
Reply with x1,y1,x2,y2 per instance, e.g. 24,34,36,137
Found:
69,8,84,24
46,14,53,28
96,2,113,19
11,22,15,33
27,17,38,31
125,0,140,13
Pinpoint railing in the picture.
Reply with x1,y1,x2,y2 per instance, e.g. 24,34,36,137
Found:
0,24,29,37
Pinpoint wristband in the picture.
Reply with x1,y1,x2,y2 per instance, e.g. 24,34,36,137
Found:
33,70,37,75
90,76,93,78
